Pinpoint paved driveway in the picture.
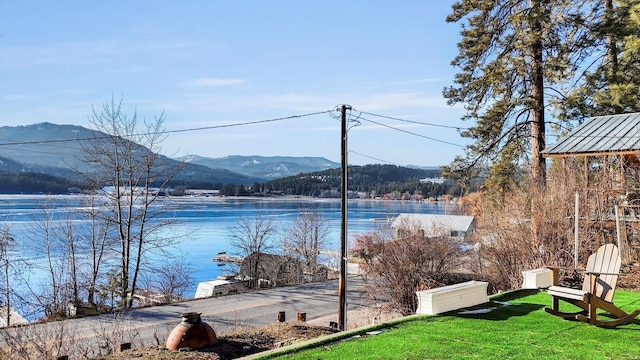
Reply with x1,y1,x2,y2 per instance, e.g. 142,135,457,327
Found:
0,276,366,358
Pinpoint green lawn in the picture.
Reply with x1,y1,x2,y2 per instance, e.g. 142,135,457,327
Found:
260,289,640,360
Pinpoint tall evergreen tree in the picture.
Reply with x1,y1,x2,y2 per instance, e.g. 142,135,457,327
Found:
442,0,591,190
558,0,640,120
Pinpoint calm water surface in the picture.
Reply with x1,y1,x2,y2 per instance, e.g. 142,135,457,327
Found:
0,195,452,298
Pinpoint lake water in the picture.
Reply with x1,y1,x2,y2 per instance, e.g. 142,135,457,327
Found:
0,195,453,299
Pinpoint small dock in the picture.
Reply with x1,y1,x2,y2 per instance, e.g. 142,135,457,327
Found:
212,252,244,264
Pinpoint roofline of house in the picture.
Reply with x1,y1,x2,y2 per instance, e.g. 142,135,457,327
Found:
542,150,640,158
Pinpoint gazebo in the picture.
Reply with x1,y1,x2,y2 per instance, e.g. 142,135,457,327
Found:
542,112,640,262
542,112,639,162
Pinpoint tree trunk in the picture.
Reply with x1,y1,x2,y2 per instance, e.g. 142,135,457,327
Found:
3,259,10,326
530,0,547,245
66,222,79,305
604,0,618,78
530,1,546,187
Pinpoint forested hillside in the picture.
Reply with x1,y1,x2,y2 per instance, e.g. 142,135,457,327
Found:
0,123,256,193
0,171,81,194
177,154,339,179
256,164,460,198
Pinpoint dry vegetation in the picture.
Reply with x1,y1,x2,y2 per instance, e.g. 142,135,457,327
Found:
351,220,473,316
99,322,338,360
352,156,640,316
0,315,338,360
467,156,640,291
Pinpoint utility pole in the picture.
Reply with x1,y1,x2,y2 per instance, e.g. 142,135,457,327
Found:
338,104,351,331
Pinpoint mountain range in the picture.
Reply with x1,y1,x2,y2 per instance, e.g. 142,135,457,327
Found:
0,123,341,188
176,154,340,180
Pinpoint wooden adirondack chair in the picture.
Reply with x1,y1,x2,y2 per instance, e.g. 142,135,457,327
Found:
545,244,640,327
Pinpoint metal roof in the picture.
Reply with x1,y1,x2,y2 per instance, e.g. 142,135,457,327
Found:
542,113,640,157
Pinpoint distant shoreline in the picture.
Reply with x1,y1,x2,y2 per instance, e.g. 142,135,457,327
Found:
0,193,453,203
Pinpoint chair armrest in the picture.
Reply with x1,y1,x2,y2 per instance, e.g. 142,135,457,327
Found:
545,266,585,271
584,271,622,293
545,266,586,286
585,271,620,276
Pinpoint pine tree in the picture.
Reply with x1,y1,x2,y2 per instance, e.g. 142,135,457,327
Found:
558,0,640,120
443,0,592,188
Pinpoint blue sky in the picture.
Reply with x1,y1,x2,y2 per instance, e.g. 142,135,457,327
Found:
0,0,469,167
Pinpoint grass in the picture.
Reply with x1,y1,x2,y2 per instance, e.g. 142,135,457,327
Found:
258,289,640,360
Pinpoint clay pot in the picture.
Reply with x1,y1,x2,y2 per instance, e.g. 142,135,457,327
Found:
166,312,218,350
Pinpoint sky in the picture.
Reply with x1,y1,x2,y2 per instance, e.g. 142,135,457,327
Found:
0,0,470,167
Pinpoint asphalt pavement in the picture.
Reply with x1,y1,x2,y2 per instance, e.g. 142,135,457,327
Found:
0,276,367,359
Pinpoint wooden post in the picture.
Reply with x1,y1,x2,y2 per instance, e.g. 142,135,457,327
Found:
574,192,579,268
615,205,622,258
552,268,559,310
551,268,559,286
338,104,351,331
297,312,306,322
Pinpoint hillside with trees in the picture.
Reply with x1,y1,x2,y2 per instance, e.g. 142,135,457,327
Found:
0,123,257,194
254,164,461,198
177,154,340,179
0,171,81,194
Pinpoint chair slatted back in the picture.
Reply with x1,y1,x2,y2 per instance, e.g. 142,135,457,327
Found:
581,244,621,302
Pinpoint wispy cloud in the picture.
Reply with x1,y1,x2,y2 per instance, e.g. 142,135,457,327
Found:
0,38,196,70
349,92,449,111
138,89,462,125
181,77,245,87
1,94,35,101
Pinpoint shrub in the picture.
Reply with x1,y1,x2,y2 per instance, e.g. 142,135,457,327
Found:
352,221,463,316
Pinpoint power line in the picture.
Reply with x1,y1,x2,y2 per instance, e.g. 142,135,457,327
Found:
358,110,640,143
164,110,333,134
348,149,396,165
0,110,333,147
357,110,468,131
1,108,635,151
0,145,76,156
356,115,465,147
0,137,87,153
330,107,465,147
0,106,452,167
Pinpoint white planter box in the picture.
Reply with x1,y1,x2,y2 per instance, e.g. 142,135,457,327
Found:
521,268,552,289
416,280,489,315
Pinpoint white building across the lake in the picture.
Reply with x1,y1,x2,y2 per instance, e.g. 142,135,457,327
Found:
392,214,475,240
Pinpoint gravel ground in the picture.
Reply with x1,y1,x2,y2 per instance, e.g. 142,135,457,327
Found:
99,306,399,360
99,322,338,360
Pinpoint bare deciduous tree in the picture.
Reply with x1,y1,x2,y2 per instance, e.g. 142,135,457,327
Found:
0,225,27,327
77,191,115,308
60,213,81,309
75,97,179,309
352,220,464,316
228,214,277,289
140,254,193,303
282,208,330,282
28,199,73,319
